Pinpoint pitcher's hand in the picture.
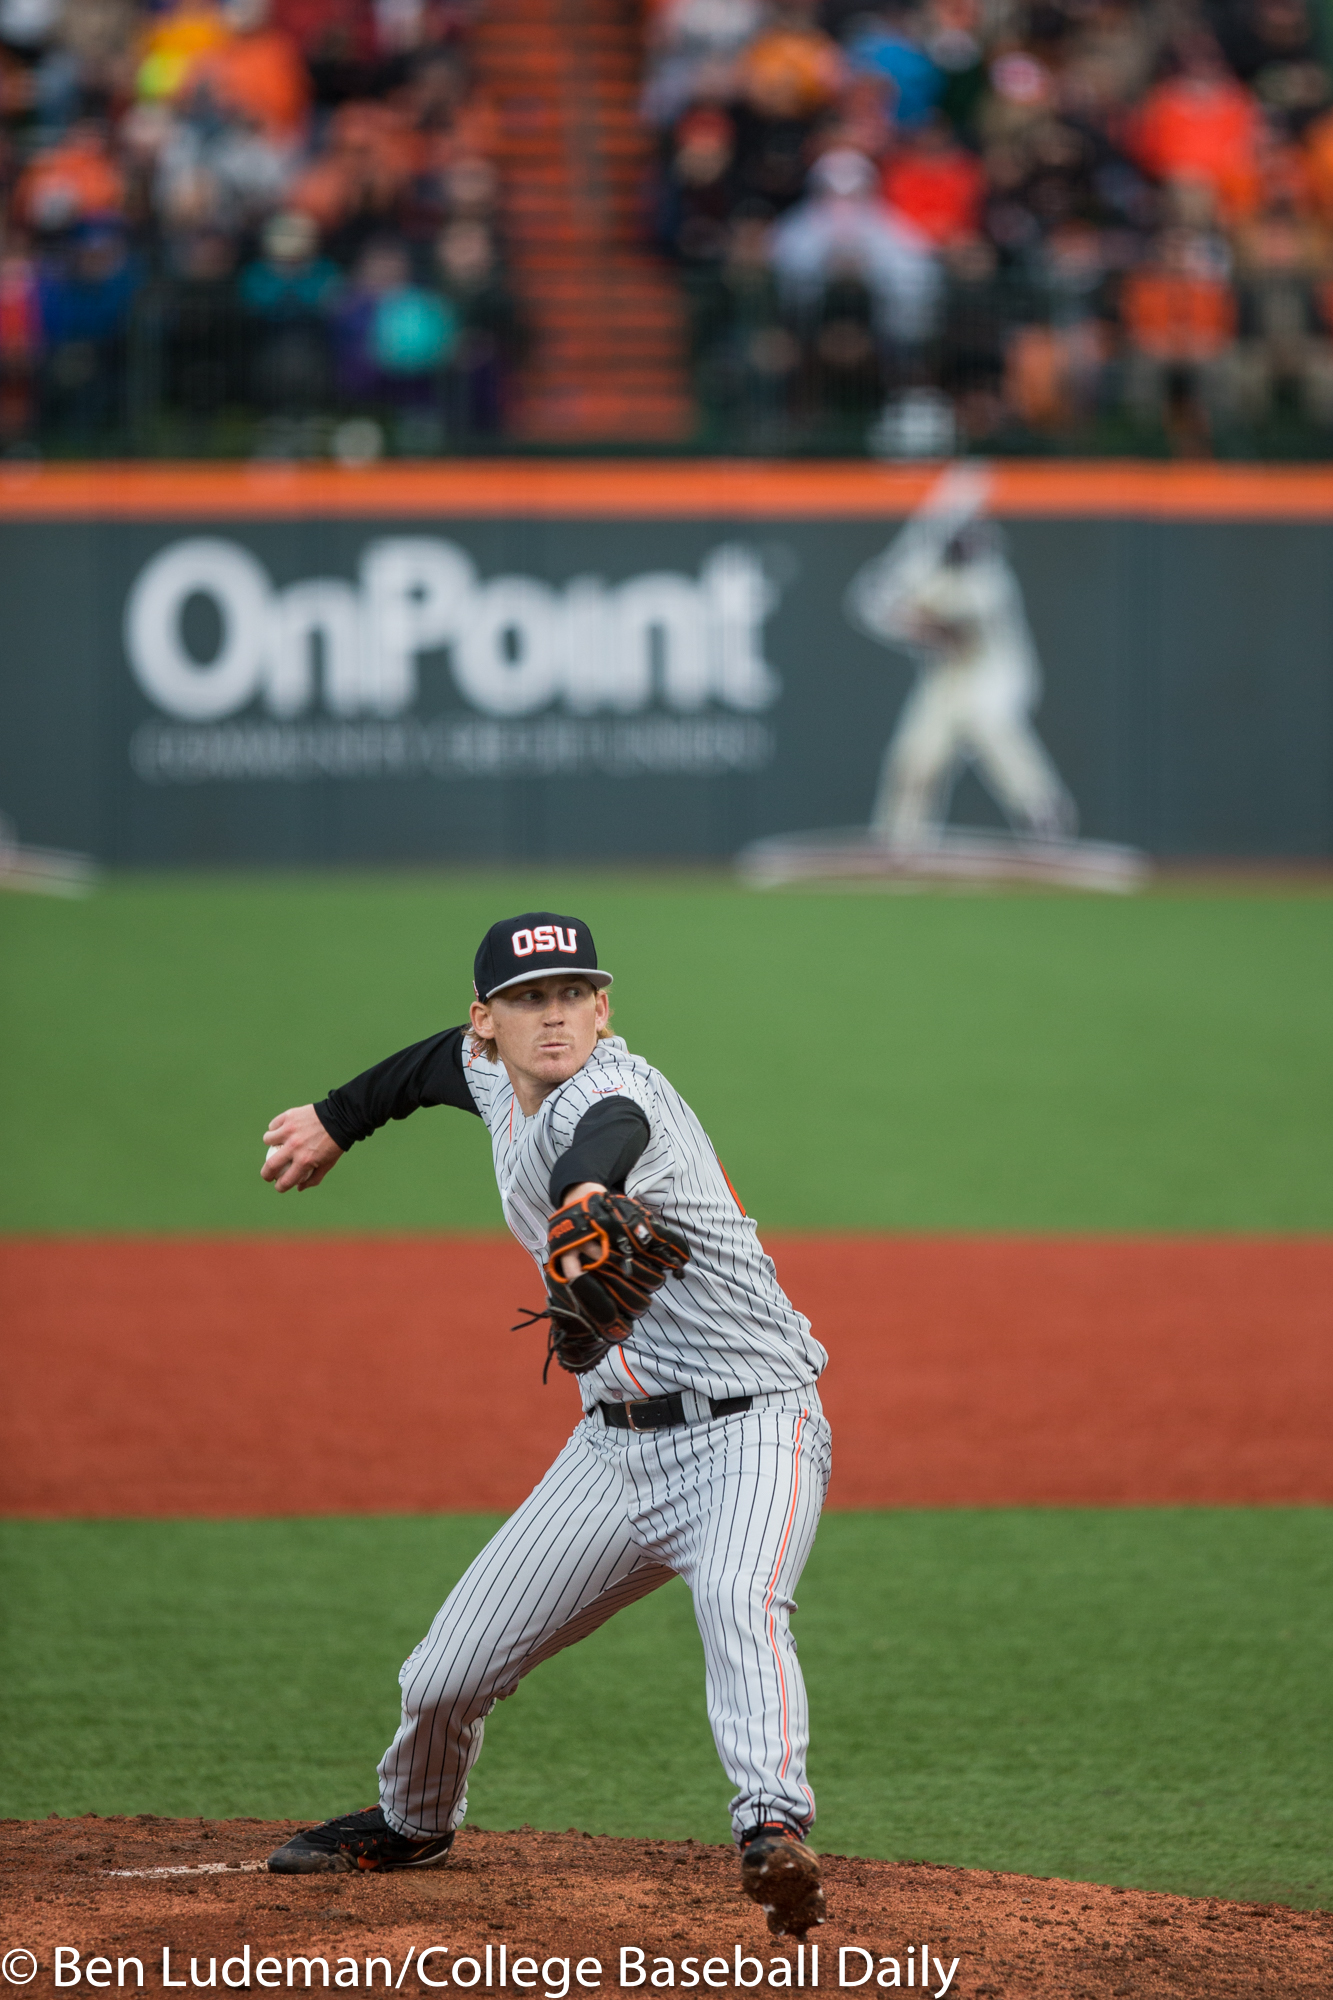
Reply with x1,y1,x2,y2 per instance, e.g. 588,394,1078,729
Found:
261,1105,343,1192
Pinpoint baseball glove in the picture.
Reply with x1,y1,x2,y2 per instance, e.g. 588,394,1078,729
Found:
515,1192,691,1380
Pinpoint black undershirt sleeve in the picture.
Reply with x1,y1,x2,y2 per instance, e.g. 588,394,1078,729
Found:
549,1097,652,1208
314,1026,479,1150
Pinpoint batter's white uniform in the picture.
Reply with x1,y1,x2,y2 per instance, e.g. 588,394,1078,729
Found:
377,1034,831,1844
847,464,1076,845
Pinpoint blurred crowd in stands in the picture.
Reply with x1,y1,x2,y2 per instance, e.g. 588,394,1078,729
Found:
0,0,520,453
7,0,1333,459
644,0,1333,452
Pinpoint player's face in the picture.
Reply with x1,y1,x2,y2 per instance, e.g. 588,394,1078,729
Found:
472,977,609,1100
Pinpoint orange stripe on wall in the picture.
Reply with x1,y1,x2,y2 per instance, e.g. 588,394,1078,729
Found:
5,460,1333,521
3,1234,1330,1517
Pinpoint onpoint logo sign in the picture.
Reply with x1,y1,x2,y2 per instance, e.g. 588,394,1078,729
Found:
124,536,783,725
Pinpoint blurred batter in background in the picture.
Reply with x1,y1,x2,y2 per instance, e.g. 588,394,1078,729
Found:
847,467,1077,848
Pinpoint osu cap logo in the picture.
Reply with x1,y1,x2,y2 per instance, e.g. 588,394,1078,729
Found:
473,912,613,1000
512,924,578,956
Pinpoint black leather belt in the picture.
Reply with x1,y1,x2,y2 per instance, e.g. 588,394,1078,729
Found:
600,1392,753,1432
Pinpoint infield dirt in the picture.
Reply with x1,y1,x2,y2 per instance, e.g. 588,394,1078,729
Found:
5,1235,1332,1515
2,1818,1328,2000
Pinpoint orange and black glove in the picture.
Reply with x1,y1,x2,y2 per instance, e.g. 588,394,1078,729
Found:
517,1192,690,1379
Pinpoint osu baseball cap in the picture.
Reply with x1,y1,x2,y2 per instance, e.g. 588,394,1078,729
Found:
473,913,613,1001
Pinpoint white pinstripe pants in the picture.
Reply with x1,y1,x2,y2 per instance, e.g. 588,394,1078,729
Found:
378,1389,831,1844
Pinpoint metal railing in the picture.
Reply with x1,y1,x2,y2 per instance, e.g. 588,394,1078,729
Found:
11,265,1333,459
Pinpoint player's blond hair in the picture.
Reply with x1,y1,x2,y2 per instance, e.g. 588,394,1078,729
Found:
468,990,614,1067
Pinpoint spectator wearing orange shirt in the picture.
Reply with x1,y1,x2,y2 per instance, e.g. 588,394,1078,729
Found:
194,0,311,144
1128,35,1263,224
881,114,984,247
730,0,846,210
732,4,845,124
287,97,417,254
15,119,125,234
1119,225,1238,450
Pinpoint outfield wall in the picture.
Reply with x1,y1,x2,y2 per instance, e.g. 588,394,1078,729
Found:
2,461,1331,864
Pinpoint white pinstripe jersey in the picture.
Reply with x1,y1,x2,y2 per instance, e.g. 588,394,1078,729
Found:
461,1034,827,1409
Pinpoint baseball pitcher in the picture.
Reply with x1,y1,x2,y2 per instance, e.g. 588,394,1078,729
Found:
258,913,831,1939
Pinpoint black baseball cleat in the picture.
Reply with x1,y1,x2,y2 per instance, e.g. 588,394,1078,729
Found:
739,1822,826,1939
267,1807,455,1874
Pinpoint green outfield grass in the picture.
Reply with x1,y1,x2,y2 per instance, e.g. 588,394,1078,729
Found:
2,871,1331,1233
1,1510,1328,1908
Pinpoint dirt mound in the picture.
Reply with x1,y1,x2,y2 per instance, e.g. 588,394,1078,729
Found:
0,1819,1327,1999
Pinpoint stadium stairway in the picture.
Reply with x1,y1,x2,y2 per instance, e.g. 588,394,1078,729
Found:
472,0,695,443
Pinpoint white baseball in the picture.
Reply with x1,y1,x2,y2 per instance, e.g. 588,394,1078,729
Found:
266,1146,282,1166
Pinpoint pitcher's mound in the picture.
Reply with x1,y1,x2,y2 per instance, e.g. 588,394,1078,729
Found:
1,1818,1327,1998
